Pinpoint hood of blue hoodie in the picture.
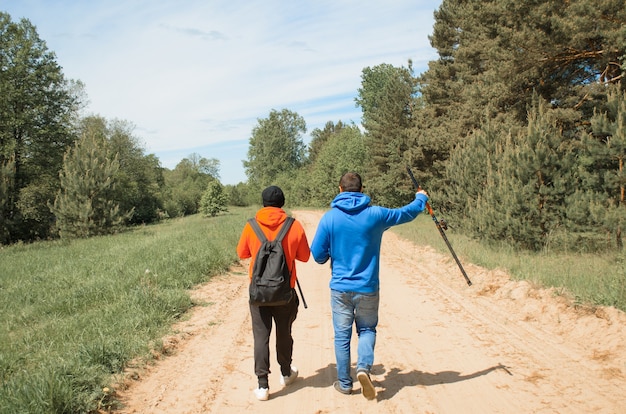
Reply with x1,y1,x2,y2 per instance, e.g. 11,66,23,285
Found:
330,192,370,214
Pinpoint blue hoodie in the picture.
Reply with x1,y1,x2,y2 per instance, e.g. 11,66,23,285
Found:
310,191,428,293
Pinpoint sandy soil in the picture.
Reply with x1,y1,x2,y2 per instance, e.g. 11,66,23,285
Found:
114,210,626,414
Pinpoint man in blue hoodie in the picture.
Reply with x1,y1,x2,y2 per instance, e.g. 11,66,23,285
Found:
310,172,428,400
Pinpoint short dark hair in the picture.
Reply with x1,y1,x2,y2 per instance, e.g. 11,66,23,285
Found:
339,172,362,192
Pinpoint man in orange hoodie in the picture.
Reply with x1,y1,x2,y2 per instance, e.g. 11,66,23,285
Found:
236,185,310,401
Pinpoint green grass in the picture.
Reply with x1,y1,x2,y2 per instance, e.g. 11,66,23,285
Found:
0,207,256,413
393,214,626,311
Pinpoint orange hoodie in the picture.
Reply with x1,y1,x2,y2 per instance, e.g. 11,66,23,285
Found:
236,207,310,288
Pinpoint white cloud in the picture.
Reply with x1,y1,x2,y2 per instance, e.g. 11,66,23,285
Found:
2,0,442,184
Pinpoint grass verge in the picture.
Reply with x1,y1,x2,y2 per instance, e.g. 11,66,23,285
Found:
0,207,255,413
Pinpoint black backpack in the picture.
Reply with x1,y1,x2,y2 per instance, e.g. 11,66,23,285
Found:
248,217,294,306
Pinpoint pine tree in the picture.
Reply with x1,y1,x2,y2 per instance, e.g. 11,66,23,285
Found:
443,118,508,225
568,85,626,249
496,97,574,250
420,0,625,219
462,96,574,250
50,133,132,239
200,180,228,217
356,63,417,206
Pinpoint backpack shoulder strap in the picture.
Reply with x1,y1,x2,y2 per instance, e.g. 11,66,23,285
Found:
275,217,294,242
248,218,268,243
248,217,294,242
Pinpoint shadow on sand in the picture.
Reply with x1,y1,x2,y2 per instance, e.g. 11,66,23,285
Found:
375,363,512,401
268,362,511,400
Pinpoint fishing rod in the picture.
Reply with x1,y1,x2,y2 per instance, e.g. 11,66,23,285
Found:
406,166,472,286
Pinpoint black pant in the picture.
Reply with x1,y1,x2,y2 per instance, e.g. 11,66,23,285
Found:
249,291,299,387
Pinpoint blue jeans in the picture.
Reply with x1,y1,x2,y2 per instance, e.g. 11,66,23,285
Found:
330,289,379,389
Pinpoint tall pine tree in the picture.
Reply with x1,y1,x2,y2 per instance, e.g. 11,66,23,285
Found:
567,85,626,249
50,132,132,239
463,97,574,250
356,63,417,206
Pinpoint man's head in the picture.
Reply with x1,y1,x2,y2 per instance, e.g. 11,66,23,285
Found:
262,185,285,207
339,172,363,192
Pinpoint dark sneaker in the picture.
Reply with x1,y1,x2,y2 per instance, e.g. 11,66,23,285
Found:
357,370,376,400
333,381,352,395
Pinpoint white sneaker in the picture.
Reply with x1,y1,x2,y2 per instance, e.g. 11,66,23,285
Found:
280,366,299,386
254,387,269,401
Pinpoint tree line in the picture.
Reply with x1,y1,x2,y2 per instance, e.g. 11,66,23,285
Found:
0,12,228,243
2,0,626,252
245,0,625,253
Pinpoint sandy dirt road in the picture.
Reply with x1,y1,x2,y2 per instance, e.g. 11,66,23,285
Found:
115,210,626,414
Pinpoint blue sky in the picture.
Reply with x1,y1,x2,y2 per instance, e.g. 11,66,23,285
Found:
2,0,442,184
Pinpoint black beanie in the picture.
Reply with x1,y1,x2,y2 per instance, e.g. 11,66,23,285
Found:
262,186,285,207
